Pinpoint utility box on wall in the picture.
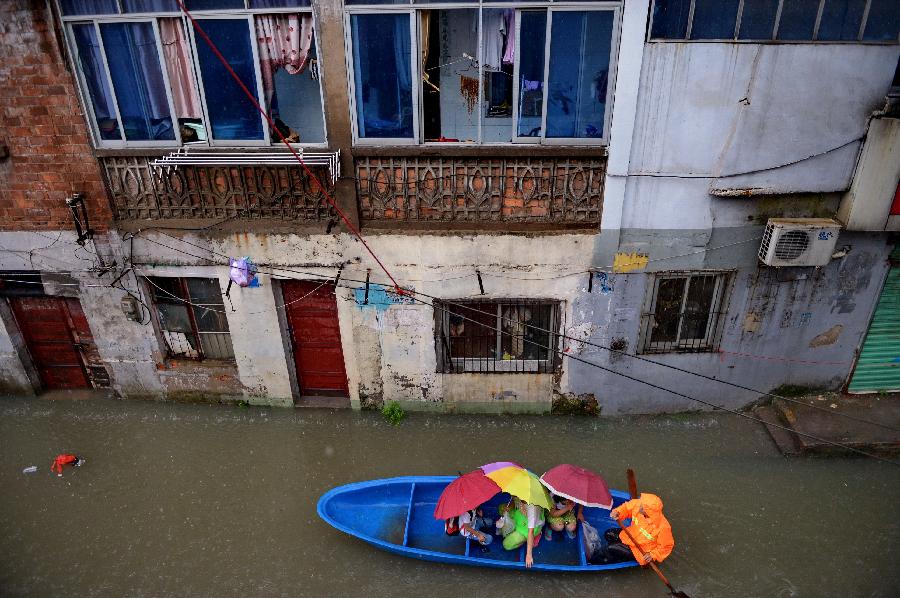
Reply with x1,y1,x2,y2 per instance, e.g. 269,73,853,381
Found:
758,218,841,267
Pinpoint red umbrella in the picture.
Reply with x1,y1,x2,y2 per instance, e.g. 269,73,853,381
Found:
540,464,613,509
433,470,501,519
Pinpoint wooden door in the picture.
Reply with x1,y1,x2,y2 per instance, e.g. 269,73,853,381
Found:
9,296,92,390
282,281,349,397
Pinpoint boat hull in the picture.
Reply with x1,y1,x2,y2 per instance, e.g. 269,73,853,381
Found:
317,476,639,572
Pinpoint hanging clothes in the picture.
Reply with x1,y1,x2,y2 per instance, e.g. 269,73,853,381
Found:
255,13,314,110
482,9,505,71
502,306,532,358
501,9,516,65
159,18,202,119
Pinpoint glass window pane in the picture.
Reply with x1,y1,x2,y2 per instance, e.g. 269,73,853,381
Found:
159,18,207,142
421,9,479,143
351,14,414,139
185,278,223,304
516,10,547,139
255,14,325,144
149,277,185,302
546,11,613,139
72,24,121,141
157,303,193,333
650,278,685,345
817,0,866,40
650,0,692,39
186,0,245,9
738,0,779,39
123,0,179,12
61,0,119,15
99,22,176,142
776,0,820,40
192,306,230,332
690,0,740,39
862,0,900,41
481,8,514,143
195,19,265,141
345,0,408,4
680,276,716,341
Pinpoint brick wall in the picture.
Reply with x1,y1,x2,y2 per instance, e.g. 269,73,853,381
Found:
0,0,111,232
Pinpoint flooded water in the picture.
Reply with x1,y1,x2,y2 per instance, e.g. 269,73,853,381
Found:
1,396,898,598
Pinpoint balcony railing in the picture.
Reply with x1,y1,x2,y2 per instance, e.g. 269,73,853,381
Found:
100,155,336,222
356,156,605,226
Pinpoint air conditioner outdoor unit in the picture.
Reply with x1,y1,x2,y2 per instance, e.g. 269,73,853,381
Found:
758,218,841,267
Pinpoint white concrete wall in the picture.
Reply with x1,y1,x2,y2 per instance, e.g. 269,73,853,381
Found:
838,116,900,231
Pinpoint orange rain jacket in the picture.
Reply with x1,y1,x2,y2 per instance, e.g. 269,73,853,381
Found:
612,493,675,563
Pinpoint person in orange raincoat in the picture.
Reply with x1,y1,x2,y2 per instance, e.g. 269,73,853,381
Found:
590,493,674,565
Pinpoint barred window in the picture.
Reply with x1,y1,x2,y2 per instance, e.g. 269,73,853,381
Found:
435,300,560,373
146,277,234,361
639,272,730,353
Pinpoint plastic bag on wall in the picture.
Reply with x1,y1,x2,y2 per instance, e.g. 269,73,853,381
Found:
229,257,259,288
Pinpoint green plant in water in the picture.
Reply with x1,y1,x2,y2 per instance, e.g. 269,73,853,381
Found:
237,400,250,409
382,401,406,426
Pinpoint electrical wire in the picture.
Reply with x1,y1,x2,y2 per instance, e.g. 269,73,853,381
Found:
133,232,900,437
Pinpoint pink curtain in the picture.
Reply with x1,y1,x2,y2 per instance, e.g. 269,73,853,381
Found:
255,14,314,110
159,18,202,119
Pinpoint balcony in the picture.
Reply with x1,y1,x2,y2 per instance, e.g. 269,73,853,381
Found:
99,154,336,223
356,155,605,228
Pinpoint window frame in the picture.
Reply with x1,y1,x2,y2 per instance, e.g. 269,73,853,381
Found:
57,1,329,149
344,2,622,147
639,271,733,354
434,298,562,374
648,0,900,43
145,276,235,362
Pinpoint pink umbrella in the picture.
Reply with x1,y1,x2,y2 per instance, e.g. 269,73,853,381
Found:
540,464,613,509
434,470,501,519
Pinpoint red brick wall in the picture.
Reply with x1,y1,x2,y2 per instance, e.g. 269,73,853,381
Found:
0,0,111,232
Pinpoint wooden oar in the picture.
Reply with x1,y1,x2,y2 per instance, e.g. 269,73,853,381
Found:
621,470,690,598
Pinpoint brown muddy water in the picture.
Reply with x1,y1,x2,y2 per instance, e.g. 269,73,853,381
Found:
1,396,898,597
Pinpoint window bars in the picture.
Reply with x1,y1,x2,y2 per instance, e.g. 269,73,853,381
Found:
435,299,560,373
639,272,730,353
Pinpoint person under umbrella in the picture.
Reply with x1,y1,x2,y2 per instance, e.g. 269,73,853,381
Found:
540,464,613,542
433,469,501,547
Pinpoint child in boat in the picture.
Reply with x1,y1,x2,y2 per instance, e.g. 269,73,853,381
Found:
545,494,583,541
496,497,544,568
458,507,493,546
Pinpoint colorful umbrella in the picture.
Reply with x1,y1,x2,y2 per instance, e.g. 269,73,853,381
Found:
540,464,613,509
480,462,552,510
433,470,501,519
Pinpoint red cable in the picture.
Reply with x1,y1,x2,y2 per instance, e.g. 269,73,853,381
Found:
174,0,402,292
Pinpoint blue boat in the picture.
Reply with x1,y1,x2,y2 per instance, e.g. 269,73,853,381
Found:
317,476,639,572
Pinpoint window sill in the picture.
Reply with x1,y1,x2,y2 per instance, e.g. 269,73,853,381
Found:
93,145,332,159
158,358,237,371
351,145,608,159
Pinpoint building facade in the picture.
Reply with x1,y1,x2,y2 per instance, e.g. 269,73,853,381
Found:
0,0,897,413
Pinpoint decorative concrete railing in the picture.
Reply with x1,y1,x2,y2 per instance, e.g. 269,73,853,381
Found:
100,155,335,222
356,156,604,226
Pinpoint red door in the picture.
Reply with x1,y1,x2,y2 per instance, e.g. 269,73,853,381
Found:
9,296,92,390
282,281,349,397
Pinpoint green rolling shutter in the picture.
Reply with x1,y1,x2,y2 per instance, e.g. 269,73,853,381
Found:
848,246,900,393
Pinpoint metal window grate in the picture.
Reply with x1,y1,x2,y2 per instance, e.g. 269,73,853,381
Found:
435,299,560,373
639,273,730,353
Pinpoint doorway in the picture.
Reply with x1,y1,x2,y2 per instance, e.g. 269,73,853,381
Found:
8,296,97,390
282,281,349,401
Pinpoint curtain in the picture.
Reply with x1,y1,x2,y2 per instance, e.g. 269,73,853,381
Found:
421,11,438,92
159,18,202,119
255,13,314,109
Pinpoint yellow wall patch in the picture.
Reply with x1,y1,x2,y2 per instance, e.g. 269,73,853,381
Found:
613,252,649,273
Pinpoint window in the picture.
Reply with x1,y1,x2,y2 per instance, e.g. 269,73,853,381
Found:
435,300,560,373
347,3,619,145
60,2,325,148
650,0,900,42
146,277,235,360
639,273,730,353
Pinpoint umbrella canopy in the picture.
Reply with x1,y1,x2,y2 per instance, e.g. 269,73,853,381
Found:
480,462,552,510
433,470,501,519
540,464,613,509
